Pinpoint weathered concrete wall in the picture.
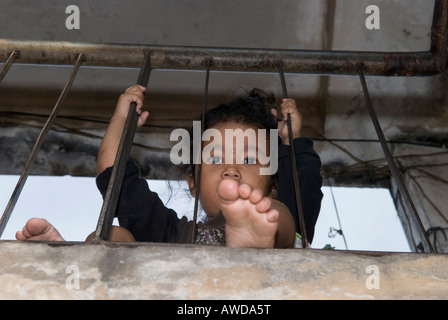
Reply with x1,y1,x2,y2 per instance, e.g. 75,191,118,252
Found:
1,241,447,299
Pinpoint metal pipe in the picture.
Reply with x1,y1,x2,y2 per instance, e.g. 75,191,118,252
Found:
0,39,439,76
1,0,448,78
278,64,308,248
0,50,19,84
0,2,446,76
0,53,85,238
431,0,448,73
357,64,434,253
92,50,152,242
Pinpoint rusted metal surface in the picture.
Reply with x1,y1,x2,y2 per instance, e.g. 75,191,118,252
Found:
431,0,448,72
0,39,442,76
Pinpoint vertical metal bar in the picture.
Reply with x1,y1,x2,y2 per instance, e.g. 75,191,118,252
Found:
93,50,152,242
0,53,85,238
277,64,308,248
358,64,434,253
191,59,211,243
0,50,19,84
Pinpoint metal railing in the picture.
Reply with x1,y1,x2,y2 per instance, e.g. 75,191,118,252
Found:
1,0,447,252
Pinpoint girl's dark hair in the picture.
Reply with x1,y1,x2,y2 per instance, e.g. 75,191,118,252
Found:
186,88,278,183
202,88,278,132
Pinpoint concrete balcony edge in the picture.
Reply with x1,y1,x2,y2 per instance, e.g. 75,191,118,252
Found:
0,240,447,300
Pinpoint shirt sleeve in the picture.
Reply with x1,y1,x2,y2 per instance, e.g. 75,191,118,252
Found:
277,137,323,243
96,160,183,242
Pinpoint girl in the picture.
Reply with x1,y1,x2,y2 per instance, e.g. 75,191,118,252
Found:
17,85,323,248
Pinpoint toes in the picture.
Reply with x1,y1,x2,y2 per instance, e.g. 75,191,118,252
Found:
15,230,26,240
255,197,272,213
16,218,64,242
248,188,263,204
266,209,279,222
238,184,252,199
25,218,51,237
218,179,239,203
20,226,32,238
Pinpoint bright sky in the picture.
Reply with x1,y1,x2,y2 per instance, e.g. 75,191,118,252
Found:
0,175,410,252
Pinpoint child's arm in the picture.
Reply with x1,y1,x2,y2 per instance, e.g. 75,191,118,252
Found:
275,98,323,243
272,98,303,145
97,85,149,174
270,199,296,248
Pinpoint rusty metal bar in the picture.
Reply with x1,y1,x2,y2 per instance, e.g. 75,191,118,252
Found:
0,53,85,238
92,50,152,242
0,50,19,84
431,0,448,72
0,39,439,76
1,0,447,77
191,60,211,243
357,64,434,253
278,64,308,248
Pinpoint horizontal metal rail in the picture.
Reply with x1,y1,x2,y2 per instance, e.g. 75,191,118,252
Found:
0,40,440,76
0,0,447,77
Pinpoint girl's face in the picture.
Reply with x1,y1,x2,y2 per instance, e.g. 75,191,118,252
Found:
187,121,273,219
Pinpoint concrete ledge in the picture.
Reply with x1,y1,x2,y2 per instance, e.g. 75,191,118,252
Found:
0,241,447,299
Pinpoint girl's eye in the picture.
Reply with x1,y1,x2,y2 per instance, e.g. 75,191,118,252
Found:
207,156,223,164
244,157,257,165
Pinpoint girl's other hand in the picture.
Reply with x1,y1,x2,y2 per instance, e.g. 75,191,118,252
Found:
113,85,149,127
271,98,302,145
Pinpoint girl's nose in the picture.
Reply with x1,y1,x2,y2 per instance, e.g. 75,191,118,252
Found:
221,166,241,180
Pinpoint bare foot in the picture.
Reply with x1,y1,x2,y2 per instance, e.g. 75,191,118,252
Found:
218,179,279,248
16,218,65,241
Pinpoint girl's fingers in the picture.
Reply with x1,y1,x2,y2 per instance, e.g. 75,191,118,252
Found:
125,84,146,94
138,111,149,127
280,100,302,126
280,99,299,117
116,85,148,126
127,85,146,108
276,99,303,142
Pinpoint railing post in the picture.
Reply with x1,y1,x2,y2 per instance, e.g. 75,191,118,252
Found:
0,50,19,84
358,64,434,253
277,64,308,248
92,50,152,242
191,59,211,243
0,53,85,238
